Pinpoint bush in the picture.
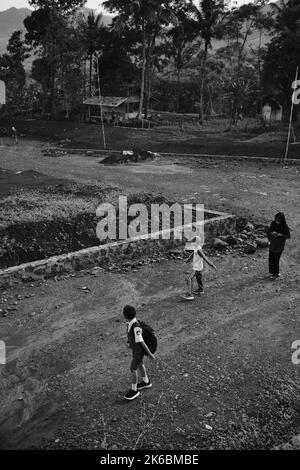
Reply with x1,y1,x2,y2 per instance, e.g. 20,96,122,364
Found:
118,118,154,129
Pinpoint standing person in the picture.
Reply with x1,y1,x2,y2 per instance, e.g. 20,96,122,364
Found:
11,126,18,144
266,212,291,279
183,235,217,301
123,305,155,401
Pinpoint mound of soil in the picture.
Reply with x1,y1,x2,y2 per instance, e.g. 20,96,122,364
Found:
0,168,68,198
0,213,100,269
0,189,187,269
100,150,159,165
0,168,119,268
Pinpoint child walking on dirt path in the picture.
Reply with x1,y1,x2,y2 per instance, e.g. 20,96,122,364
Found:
123,305,155,401
266,212,290,279
183,235,217,301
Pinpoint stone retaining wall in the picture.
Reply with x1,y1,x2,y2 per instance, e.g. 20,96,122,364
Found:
0,213,235,288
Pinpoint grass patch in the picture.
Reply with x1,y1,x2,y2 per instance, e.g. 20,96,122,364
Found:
0,189,100,230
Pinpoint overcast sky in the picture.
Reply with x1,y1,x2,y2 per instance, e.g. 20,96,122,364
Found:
0,0,255,12
0,1,105,11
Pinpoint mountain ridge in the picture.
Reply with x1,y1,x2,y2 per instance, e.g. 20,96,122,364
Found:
0,6,112,54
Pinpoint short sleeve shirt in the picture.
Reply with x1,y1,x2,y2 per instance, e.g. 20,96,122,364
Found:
193,248,203,271
128,318,144,343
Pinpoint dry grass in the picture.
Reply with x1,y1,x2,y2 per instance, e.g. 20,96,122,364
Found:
0,189,100,229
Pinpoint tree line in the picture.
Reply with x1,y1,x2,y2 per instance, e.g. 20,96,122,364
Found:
0,0,299,124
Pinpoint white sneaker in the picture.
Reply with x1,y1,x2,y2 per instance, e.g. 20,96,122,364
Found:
182,294,195,301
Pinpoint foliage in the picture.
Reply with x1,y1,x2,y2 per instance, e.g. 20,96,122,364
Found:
263,0,300,113
28,0,85,12
3,0,299,123
79,11,107,98
25,5,85,118
0,30,29,110
182,0,226,123
103,0,180,118
218,1,272,125
98,31,138,96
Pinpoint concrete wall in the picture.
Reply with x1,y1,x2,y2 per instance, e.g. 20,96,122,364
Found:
0,213,236,288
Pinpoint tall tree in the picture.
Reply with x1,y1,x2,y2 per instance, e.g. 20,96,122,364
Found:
0,30,29,109
184,0,225,124
143,1,178,118
82,12,106,97
166,6,197,112
103,0,178,119
25,0,87,117
97,29,137,96
222,1,271,126
263,0,300,118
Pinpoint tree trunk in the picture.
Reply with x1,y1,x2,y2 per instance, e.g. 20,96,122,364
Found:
199,41,208,125
146,68,153,118
257,28,262,89
230,92,240,128
144,76,148,119
83,58,87,100
138,17,146,120
177,68,181,113
50,64,55,119
207,85,215,116
144,61,149,119
89,56,92,97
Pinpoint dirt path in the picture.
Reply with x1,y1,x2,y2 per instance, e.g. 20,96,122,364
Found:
0,139,300,449
1,140,300,225
2,118,300,158
0,245,299,449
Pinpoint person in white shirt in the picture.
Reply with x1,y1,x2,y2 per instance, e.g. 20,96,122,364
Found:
183,235,217,301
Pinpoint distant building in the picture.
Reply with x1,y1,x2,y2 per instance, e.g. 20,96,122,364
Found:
83,95,140,122
262,97,283,122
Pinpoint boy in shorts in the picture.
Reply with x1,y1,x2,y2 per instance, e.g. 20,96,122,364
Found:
183,235,217,301
123,305,155,400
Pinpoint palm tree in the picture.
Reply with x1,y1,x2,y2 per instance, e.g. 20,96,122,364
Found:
167,6,196,113
104,0,177,119
83,12,105,97
185,0,225,124
142,2,178,118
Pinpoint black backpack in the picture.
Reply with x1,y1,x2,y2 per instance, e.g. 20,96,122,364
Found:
131,321,157,355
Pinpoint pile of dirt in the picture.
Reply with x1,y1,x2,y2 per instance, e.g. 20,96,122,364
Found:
41,149,68,158
0,168,69,198
0,213,100,269
100,150,159,165
0,190,181,269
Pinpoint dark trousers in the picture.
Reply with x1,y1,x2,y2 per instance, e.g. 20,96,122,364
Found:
269,250,283,276
195,271,203,290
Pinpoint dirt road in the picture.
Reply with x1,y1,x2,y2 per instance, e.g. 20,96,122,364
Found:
0,140,300,449
1,247,299,449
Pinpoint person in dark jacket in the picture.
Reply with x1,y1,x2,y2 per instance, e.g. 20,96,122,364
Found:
266,212,290,278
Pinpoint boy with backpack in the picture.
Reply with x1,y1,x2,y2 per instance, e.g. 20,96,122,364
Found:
123,305,156,401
